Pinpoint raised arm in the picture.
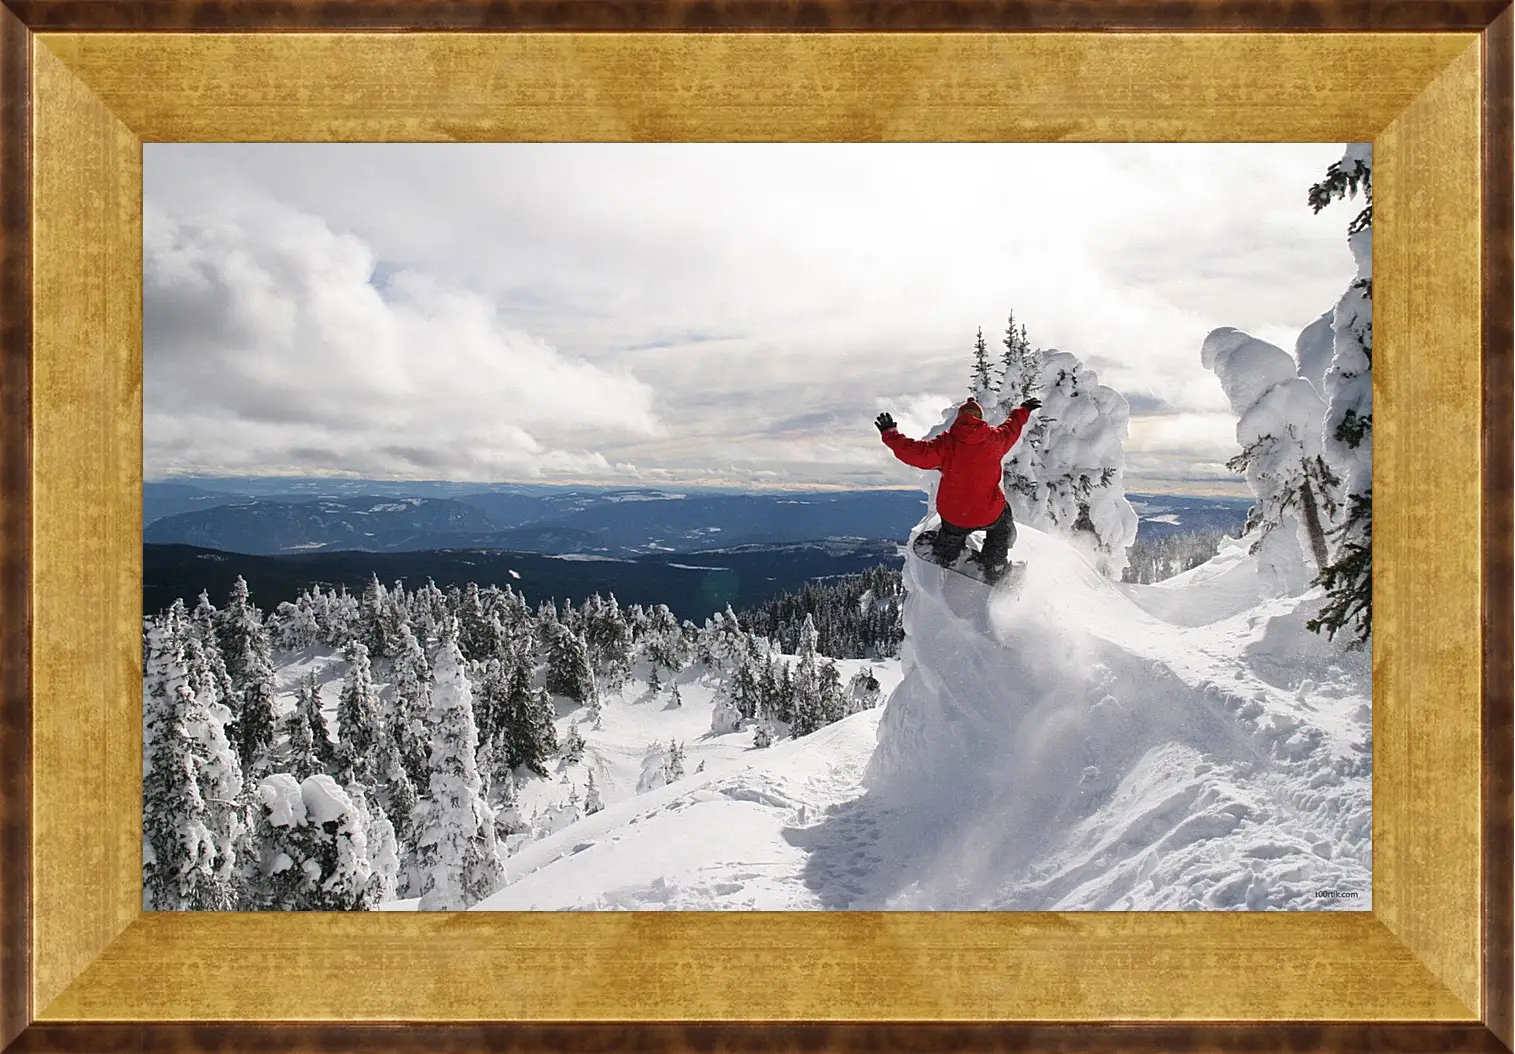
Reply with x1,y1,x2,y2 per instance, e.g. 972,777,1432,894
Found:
878,416,950,470
995,401,1037,454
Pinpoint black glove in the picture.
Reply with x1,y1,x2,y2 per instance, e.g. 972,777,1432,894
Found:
1020,397,1042,412
874,412,896,434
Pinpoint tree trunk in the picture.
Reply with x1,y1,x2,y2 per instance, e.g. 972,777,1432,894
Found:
1299,469,1331,573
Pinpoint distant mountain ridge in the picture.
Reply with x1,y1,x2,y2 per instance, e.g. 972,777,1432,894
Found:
143,482,1250,558
143,487,932,556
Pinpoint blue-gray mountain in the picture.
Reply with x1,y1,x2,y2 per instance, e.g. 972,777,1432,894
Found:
144,482,1250,557
143,488,931,556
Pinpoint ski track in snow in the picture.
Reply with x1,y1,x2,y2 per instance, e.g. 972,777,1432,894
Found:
344,526,1369,914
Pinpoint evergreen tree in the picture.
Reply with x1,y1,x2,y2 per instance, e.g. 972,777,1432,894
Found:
846,667,883,715
359,575,392,660
376,731,420,862
269,596,320,651
335,641,384,787
817,659,846,727
143,624,239,910
1307,144,1374,646
788,616,824,736
583,593,634,690
502,659,559,778
292,671,337,774
388,621,432,789
231,630,279,779
995,349,1139,578
1204,326,1340,595
561,725,587,764
416,623,507,910
663,740,686,784
347,783,400,907
211,577,280,773
248,773,378,911
730,657,762,720
999,312,1039,403
584,771,605,815
188,592,238,721
544,622,595,707
970,326,993,393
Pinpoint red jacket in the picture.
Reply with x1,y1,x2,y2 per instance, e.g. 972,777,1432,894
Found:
882,407,1030,529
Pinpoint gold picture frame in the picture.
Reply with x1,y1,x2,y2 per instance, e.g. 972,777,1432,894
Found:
0,3,1510,1050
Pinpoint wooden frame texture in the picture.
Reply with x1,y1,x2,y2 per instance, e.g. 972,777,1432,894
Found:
0,3,1510,1052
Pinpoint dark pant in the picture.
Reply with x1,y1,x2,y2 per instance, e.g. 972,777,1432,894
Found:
933,505,1016,577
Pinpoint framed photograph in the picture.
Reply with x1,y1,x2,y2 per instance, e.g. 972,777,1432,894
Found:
1,2,1510,1051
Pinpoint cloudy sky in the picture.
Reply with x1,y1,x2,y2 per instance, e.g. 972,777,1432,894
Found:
143,143,1359,495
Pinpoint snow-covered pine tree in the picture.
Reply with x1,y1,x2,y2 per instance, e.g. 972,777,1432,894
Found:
729,656,761,720
335,640,384,788
388,620,432,789
249,773,379,910
710,693,743,734
290,671,336,776
473,655,508,750
457,582,495,661
669,682,682,708
970,326,994,393
269,596,321,651
210,577,279,774
502,658,559,778
376,731,420,861
179,633,254,906
580,593,633,691
1202,327,1338,597
416,621,507,911
188,592,238,721
788,615,824,736
561,724,586,763
846,667,883,715
1307,143,1374,646
247,773,312,910
999,311,1039,403
817,659,847,727
143,622,233,910
231,626,279,779
346,782,400,906
663,740,686,784
358,575,392,660
584,771,604,815
995,350,1139,578
409,579,448,651
544,621,595,708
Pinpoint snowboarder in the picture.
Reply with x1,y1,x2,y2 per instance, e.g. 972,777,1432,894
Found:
875,395,1041,581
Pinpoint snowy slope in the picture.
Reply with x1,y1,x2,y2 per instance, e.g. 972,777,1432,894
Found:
455,524,1369,912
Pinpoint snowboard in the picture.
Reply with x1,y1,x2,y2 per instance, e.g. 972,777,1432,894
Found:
910,529,1026,592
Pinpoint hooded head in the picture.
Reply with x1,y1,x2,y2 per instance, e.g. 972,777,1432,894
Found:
956,397,984,420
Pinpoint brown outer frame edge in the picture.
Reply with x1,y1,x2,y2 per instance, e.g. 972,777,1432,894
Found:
1482,3,1515,1051
4,1022,1515,1053
0,2,31,1052
0,0,1511,32
1,3,1512,1054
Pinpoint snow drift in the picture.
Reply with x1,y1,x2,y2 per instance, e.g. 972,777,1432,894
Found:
860,523,1370,909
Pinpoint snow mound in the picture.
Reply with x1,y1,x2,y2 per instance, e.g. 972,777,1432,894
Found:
859,523,1370,909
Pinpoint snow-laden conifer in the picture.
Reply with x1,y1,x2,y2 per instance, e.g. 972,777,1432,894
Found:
415,621,507,910
1203,326,1337,596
